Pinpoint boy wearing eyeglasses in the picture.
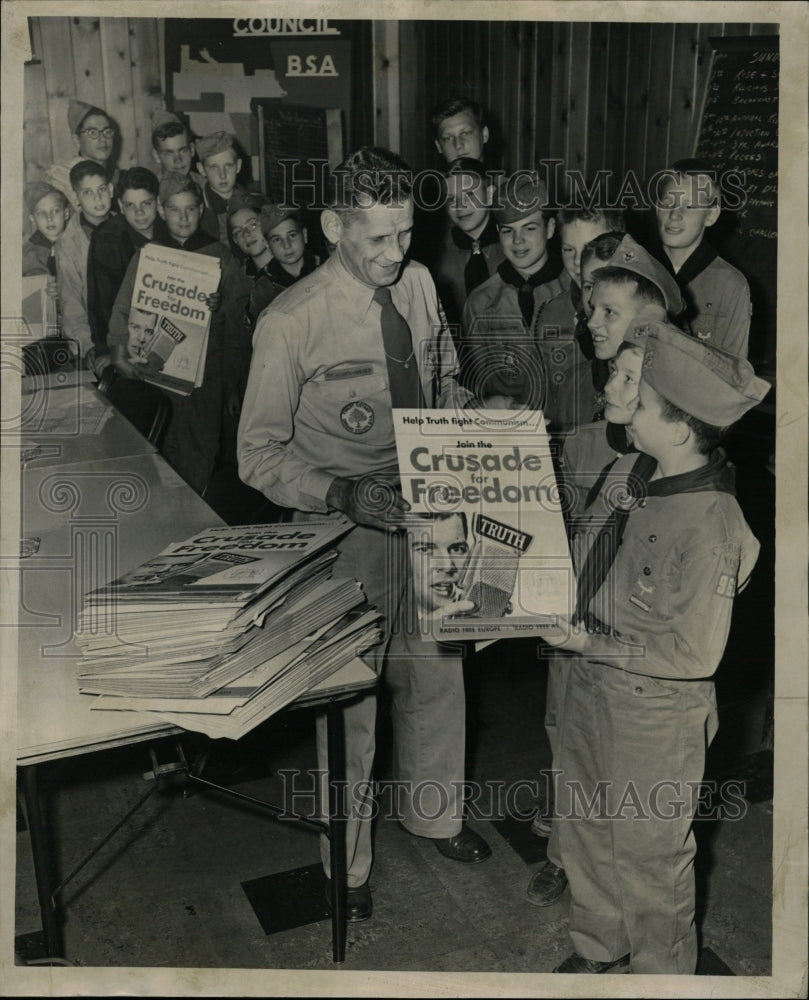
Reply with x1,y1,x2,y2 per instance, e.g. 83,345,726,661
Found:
45,99,120,209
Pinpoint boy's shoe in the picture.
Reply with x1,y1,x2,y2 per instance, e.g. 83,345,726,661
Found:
526,861,568,906
324,879,372,922
553,952,630,973
530,811,552,837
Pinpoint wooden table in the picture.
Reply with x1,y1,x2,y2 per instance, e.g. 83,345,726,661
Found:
15,384,377,964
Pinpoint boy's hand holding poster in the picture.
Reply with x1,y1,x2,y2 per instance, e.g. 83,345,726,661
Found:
128,244,221,395
393,408,575,642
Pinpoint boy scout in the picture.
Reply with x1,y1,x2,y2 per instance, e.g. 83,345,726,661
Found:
195,131,252,246
109,172,247,494
23,181,69,277
55,160,115,362
551,232,684,429
151,109,196,179
543,318,770,974
46,99,119,209
655,159,751,358
430,157,504,328
461,174,565,409
431,97,490,164
539,208,625,429
87,166,167,374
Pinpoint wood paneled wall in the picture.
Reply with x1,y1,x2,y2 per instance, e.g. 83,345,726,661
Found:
399,20,779,179
24,16,163,185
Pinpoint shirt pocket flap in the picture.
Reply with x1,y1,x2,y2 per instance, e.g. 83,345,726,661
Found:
315,372,388,402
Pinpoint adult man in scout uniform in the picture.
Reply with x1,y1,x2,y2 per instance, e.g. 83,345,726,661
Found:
238,147,492,922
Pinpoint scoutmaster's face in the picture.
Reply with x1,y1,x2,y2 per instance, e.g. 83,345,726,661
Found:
336,199,414,288
410,516,470,613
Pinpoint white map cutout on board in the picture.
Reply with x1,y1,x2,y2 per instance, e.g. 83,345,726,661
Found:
172,45,286,141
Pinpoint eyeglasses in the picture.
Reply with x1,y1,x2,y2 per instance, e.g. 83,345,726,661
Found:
79,127,117,140
231,218,261,240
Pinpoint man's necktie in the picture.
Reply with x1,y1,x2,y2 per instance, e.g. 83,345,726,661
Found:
373,286,425,408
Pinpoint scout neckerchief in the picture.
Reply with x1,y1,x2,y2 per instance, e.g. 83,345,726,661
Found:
265,252,320,289
573,450,657,628
451,216,499,294
655,237,719,297
497,256,560,328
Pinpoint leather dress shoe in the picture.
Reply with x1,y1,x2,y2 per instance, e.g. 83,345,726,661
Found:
432,826,492,863
324,878,372,922
526,861,568,906
553,951,630,974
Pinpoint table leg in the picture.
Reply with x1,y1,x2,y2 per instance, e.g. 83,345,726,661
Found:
325,701,347,964
20,764,63,958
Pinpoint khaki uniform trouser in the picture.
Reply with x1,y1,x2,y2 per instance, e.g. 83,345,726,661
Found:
554,656,718,974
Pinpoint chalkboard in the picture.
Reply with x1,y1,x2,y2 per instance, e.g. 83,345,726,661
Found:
252,100,343,206
694,35,778,372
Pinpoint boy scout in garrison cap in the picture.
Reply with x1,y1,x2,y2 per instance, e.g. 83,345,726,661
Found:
195,130,252,246
540,316,770,975
461,173,566,409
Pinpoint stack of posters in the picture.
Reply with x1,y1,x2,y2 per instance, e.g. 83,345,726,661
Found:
75,519,383,738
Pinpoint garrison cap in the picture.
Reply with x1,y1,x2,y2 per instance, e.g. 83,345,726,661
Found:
25,181,65,214
493,173,549,225
158,171,202,204
195,131,236,162
260,203,299,236
151,109,183,132
627,316,771,425
68,99,104,134
599,233,684,316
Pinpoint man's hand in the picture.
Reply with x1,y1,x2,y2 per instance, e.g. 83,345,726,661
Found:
203,291,222,312
326,475,410,531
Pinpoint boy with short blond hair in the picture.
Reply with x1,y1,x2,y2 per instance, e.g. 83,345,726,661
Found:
195,131,252,246
539,207,625,429
655,158,751,358
55,160,115,362
431,97,490,164
544,318,770,975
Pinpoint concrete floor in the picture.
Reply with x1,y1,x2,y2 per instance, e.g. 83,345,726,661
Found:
15,642,773,976
14,410,778,983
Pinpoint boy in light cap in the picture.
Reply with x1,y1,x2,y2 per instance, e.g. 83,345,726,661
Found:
46,99,120,208
23,181,70,277
461,172,565,409
541,317,770,975
195,130,251,246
